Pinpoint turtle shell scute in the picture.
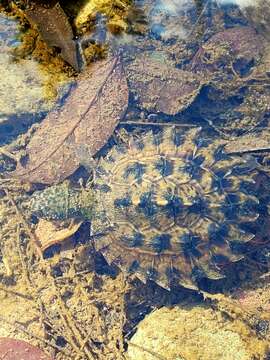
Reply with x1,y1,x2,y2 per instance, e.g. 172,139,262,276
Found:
92,127,260,289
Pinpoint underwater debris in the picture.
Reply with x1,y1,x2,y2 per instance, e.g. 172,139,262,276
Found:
184,26,270,136
187,79,270,137
11,55,128,184
0,184,129,359
230,274,270,323
1,2,270,359
25,2,80,71
126,305,269,360
0,15,53,125
0,13,73,149
200,286,270,342
127,55,204,115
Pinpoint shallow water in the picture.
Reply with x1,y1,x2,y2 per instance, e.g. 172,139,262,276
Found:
0,15,50,135
0,13,71,146
0,1,270,359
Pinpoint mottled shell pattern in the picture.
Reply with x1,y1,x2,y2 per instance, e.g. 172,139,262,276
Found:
30,127,260,290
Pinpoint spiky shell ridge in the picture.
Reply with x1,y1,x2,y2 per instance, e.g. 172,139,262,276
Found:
92,127,259,289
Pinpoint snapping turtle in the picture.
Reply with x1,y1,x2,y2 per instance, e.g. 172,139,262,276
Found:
29,127,264,290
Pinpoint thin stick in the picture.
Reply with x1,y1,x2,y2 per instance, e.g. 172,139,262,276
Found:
0,315,71,356
0,148,18,162
50,276,96,359
15,223,35,290
120,121,198,127
3,188,43,258
224,130,270,154
0,285,33,301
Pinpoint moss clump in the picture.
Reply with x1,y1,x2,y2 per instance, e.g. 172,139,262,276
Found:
73,0,132,34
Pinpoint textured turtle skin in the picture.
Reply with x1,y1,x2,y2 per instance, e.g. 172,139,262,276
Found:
30,127,261,289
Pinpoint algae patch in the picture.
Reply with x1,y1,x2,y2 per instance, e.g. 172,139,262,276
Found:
74,0,132,34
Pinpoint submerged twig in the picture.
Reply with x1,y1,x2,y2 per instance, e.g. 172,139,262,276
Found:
2,188,43,258
50,276,97,359
0,148,18,162
120,120,198,127
0,285,33,301
188,0,211,38
0,314,71,356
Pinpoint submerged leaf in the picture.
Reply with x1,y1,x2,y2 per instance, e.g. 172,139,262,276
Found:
26,2,80,70
127,56,203,115
35,219,82,252
11,56,129,184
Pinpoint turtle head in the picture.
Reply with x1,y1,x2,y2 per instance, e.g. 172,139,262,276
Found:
28,181,95,221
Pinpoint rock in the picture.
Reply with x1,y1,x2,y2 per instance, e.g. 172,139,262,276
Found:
0,338,52,360
126,305,268,360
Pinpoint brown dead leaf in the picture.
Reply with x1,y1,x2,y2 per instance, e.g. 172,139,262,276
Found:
35,219,82,252
127,56,203,115
26,2,80,71
11,56,129,184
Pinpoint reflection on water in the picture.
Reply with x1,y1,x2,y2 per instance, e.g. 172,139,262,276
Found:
217,0,254,7
148,0,193,40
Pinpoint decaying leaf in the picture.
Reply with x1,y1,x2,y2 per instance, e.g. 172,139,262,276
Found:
11,56,129,184
35,219,82,252
26,2,80,71
127,56,203,115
